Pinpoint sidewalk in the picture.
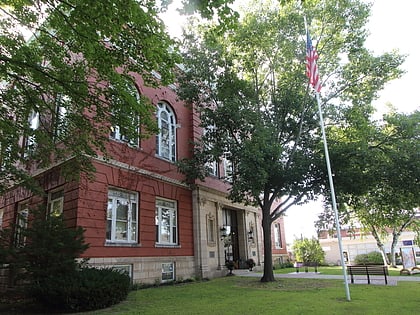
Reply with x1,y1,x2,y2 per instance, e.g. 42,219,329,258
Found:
234,269,420,285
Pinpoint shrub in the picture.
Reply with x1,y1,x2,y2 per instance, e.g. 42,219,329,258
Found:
245,258,256,269
292,238,325,264
0,228,13,265
21,209,88,283
354,251,384,265
32,267,131,312
280,262,294,269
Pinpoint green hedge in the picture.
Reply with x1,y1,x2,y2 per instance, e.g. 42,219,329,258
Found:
354,251,384,265
32,267,131,312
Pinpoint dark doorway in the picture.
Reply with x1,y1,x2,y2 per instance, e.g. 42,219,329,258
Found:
222,209,239,263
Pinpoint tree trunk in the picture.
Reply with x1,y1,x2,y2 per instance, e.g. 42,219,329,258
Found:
370,227,390,265
390,216,415,267
389,230,401,268
260,209,275,282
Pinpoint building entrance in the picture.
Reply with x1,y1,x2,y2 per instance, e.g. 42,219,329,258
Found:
222,209,239,263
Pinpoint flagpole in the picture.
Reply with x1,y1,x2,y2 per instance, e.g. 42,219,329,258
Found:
315,91,351,301
304,15,351,301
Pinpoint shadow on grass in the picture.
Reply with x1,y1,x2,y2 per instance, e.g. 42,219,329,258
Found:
228,276,340,291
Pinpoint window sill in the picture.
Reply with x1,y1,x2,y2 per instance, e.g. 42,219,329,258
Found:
154,154,176,163
105,242,141,247
109,138,141,149
155,243,181,248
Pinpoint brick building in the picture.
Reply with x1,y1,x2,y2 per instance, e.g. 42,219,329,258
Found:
0,75,288,284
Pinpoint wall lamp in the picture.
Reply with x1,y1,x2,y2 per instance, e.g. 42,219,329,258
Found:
220,226,227,240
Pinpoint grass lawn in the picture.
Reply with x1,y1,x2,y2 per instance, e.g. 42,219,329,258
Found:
2,268,420,314
79,274,419,315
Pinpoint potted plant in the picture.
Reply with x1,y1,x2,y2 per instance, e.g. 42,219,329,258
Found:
225,260,235,275
245,258,256,271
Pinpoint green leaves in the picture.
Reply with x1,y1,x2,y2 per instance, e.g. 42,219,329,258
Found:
0,2,170,193
292,237,325,264
177,0,407,281
323,109,419,265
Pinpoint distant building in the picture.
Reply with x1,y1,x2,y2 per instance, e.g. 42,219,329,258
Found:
318,228,420,265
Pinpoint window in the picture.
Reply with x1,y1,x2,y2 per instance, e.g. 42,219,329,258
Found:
403,240,414,246
107,189,138,243
110,114,139,147
162,262,175,282
205,160,219,177
54,94,69,140
274,223,283,249
110,265,133,279
223,157,233,182
15,204,29,247
48,190,64,217
156,102,176,161
109,83,140,147
55,105,67,137
203,125,218,177
23,110,40,156
155,198,177,245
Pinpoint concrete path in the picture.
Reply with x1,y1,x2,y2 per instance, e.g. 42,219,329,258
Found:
234,269,420,285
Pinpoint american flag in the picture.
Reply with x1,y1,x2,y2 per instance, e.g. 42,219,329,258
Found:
306,29,321,92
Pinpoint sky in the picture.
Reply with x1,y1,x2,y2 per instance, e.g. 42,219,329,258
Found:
161,1,420,243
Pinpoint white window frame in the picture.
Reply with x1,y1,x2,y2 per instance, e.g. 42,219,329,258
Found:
274,223,283,249
156,102,176,161
223,157,233,182
161,262,175,282
24,110,40,157
106,188,138,244
205,160,219,177
48,190,64,217
155,198,177,245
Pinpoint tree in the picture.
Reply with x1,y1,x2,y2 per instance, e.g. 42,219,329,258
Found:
177,0,404,281
20,208,89,284
318,110,420,266
292,238,325,265
0,0,237,194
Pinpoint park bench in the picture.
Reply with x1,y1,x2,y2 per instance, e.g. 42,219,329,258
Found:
347,265,389,285
294,262,318,273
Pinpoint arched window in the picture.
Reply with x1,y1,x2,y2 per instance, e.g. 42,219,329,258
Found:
156,102,176,161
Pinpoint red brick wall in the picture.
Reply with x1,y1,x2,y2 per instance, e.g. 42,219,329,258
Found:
77,160,193,258
0,162,194,259
0,168,78,228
